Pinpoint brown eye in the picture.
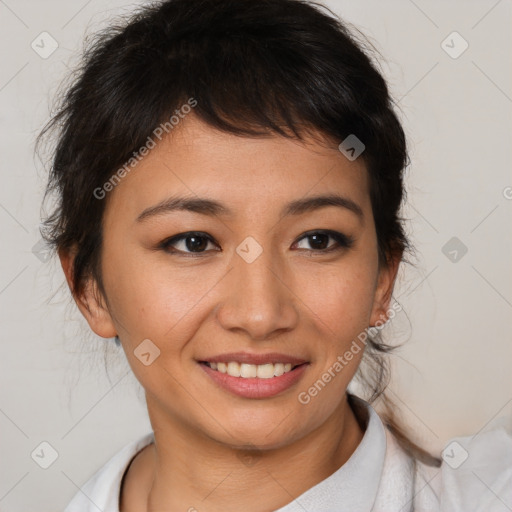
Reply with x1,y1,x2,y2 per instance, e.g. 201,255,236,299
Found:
294,230,354,252
160,232,218,254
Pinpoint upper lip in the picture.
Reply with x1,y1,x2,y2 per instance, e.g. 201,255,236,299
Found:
199,352,308,366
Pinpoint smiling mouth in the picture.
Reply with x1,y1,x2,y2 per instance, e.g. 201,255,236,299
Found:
199,361,306,379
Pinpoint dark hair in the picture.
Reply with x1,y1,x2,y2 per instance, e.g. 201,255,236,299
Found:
38,0,440,466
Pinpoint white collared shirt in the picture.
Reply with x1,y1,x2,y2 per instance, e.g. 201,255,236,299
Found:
63,396,512,511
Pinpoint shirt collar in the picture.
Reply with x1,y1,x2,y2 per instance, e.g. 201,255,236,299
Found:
274,395,387,512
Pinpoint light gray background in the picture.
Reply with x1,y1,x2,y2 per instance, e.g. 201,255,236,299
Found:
1,0,511,511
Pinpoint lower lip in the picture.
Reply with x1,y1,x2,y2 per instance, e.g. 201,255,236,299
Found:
199,362,309,399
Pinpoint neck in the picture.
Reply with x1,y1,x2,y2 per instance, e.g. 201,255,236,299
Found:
123,394,365,512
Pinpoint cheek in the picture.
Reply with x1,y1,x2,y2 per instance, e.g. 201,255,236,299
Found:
101,247,225,344
293,264,375,416
299,258,378,342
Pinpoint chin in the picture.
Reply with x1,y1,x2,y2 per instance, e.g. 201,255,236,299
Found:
206,412,308,451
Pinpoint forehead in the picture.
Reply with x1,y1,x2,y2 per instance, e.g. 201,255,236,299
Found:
103,115,371,224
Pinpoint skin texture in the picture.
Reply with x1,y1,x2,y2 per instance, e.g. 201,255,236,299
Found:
60,114,400,512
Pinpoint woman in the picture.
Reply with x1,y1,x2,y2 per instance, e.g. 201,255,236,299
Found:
38,0,511,510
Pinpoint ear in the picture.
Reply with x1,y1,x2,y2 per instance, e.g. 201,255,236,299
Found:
59,246,117,338
369,250,401,327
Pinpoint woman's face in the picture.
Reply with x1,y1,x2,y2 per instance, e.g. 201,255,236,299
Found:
69,115,397,450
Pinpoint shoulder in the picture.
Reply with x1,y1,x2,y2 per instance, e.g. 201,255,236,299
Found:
430,424,512,512
391,424,512,512
62,431,155,512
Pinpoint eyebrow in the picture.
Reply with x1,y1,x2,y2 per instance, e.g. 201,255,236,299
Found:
135,194,364,223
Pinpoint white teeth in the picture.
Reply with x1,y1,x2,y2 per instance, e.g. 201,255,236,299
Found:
240,363,257,378
206,361,299,378
256,363,274,379
273,363,284,376
227,361,241,377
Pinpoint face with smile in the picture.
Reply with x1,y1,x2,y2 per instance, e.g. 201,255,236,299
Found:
65,114,398,454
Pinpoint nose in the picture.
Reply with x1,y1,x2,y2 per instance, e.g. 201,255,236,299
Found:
215,243,299,341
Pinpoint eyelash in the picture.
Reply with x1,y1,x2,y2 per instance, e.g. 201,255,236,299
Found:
158,230,354,257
